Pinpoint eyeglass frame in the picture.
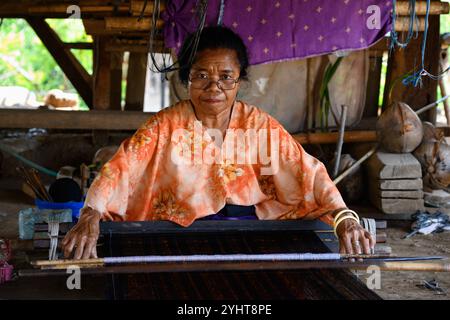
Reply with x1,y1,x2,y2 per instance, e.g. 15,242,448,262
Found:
188,75,240,90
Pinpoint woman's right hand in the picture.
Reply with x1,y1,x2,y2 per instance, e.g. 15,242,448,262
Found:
61,207,102,260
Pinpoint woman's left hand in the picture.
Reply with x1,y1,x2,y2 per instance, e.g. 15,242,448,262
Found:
335,218,375,257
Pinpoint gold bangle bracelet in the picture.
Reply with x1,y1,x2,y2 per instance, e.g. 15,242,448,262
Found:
333,215,360,237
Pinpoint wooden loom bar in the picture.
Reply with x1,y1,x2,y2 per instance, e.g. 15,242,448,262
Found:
22,260,450,276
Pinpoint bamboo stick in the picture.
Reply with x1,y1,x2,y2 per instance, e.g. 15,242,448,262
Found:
396,1,449,15
333,145,378,185
395,17,426,32
382,261,450,272
26,259,450,274
31,253,443,268
292,131,377,145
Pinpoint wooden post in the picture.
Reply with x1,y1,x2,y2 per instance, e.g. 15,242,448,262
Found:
125,52,148,111
364,52,383,117
93,36,123,110
383,8,440,123
110,52,123,111
93,36,110,110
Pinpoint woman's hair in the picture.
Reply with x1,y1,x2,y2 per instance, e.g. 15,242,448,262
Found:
178,26,249,85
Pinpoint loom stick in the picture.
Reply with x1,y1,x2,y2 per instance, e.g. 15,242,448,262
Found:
31,253,444,268
22,260,450,276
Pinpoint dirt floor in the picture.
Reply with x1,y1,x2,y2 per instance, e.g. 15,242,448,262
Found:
0,185,449,300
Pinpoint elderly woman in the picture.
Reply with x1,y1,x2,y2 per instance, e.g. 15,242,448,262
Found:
62,26,374,260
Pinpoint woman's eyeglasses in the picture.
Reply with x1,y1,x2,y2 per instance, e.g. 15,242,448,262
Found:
188,76,239,90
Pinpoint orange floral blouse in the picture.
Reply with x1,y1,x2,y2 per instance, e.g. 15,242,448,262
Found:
84,100,346,227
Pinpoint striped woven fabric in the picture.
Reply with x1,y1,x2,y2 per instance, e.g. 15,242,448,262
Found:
101,230,381,300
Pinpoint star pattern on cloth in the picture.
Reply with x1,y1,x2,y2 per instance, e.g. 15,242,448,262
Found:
163,0,393,65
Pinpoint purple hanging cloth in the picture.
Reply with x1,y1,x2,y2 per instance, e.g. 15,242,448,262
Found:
162,0,393,65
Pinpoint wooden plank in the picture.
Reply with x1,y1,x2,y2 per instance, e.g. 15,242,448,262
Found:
370,197,424,214
26,17,93,108
377,189,424,198
366,151,422,179
0,109,153,130
378,178,423,190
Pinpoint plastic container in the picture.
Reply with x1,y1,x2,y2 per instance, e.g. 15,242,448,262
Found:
35,199,84,221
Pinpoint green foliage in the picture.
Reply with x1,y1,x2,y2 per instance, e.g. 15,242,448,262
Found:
319,57,343,131
0,18,92,109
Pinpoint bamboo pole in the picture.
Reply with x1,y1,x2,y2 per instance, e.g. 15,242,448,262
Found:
25,258,450,275
292,131,377,145
396,1,449,15
395,17,426,32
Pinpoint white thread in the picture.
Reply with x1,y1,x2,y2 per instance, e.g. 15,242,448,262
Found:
104,253,343,264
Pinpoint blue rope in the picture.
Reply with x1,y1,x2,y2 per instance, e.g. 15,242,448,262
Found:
390,0,417,50
390,0,450,87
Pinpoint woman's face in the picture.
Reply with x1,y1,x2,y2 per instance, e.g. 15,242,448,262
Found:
188,48,241,117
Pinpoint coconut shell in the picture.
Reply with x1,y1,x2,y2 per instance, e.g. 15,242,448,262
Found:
414,140,450,190
376,101,423,153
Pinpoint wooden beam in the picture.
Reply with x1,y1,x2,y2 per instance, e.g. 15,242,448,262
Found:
105,39,169,53
64,42,93,50
26,17,93,108
125,52,148,111
104,17,164,32
0,2,129,18
0,109,378,142
83,18,150,36
130,0,166,16
0,109,153,130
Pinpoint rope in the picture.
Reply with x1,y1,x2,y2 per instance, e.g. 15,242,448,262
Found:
390,0,450,87
390,0,418,50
